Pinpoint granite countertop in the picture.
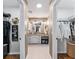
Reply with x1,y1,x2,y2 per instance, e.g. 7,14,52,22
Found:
27,33,48,36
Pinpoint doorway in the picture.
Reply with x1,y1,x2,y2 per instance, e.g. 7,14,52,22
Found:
19,0,57,59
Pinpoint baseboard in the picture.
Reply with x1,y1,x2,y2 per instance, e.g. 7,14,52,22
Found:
8,52,20,55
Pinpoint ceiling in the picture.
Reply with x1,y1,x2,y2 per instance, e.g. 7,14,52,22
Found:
3,0,19,8
3,0,75,9
56,0,75,9
27,0,75,17
3,0,75,17
27,0,50,17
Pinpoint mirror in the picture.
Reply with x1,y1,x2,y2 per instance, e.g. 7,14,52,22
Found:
28,18,49,35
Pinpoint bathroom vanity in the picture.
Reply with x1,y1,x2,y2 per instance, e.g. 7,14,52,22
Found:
27,17,49,44
27,34,49,44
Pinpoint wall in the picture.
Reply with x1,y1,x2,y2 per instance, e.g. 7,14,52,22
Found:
56,8,75,53
28,12,49,17
57,8,75,19
3,7,20,54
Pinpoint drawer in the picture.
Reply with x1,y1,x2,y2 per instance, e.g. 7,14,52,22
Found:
28,36,41,43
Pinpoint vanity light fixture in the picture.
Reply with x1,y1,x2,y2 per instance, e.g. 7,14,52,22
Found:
36,3,42,8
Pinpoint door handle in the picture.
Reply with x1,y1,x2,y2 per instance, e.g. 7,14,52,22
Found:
19,38,21,40
56,38,61,40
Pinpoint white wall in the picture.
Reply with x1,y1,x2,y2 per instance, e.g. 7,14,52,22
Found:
28,12,49,17
3,8,20,19
57,8,75,19
3,7,20,54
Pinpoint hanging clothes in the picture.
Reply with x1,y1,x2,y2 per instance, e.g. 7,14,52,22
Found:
64,22,71,39
59,22,65,41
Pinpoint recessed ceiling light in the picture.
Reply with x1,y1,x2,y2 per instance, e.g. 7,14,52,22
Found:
36,3,42,8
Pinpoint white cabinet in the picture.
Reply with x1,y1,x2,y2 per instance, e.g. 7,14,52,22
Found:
28,35,41,44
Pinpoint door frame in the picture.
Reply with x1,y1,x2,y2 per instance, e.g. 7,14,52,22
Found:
50,0,60,59
19,0,59,59
19,0,26,59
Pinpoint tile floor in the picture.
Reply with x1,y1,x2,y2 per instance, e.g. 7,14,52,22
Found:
26,44,51,59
